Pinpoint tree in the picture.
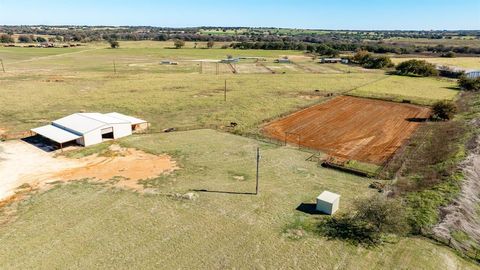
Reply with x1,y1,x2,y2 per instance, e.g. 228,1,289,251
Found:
17,35,32,43
440,51,456,58
431,100,457,121
352,50,394,69
109,40,120,49
207,40,215,49
458,75,480,91
395,59,438,77
318,196,409,246
36,36,47,43
174,39,185,49
0,34,14,43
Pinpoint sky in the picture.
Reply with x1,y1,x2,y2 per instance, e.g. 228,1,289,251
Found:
0,0,479,30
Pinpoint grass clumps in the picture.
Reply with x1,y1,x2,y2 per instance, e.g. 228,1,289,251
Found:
318,195,409,246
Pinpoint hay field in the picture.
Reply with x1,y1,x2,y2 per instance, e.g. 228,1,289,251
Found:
0,130,477,269
0,41,458,135
391,57,480,70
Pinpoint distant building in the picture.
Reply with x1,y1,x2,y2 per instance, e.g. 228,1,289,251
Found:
161,61,178,65
220,58,239,63
320,58,348,64
465,70,480,79
274,58,291,63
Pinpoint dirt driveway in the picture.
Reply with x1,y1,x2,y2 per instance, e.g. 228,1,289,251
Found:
0,140,177,202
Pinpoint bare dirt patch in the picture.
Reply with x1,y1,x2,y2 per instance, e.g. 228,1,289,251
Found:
53,145,177,190
262,96,431,164
0,141,177,202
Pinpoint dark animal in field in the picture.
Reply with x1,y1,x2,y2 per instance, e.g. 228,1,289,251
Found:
163,127,176,133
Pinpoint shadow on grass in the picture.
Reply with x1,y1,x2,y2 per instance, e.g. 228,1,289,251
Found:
296,203,326,215
192,189,257,196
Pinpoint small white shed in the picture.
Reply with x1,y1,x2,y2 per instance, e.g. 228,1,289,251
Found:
316,191,340,215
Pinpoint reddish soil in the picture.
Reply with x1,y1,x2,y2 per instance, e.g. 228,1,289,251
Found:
262,96,431,164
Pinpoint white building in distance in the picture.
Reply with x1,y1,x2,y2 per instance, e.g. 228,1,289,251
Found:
31,112,148,148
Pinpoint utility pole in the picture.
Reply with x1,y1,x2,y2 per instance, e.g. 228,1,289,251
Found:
256,147,260,195
200,61,203,74
0,59,5,73
113,60,116,74
224,79,227,101
216,62,219,75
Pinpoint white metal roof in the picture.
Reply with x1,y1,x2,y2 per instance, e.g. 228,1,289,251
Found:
106,112,147,125
80,113,129,124
317,191,340,203
31,125,81,144
52,113,107,135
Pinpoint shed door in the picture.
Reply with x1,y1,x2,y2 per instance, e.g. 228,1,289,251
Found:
101,127,113,134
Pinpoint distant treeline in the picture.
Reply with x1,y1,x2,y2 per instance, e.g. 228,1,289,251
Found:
1,26,479,55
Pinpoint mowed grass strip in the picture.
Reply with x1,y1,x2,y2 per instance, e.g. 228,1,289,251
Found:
0,130,477,269
348,76,459,105
391,57,480,69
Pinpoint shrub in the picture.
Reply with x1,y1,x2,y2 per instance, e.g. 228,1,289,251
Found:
0,34,14,43
108,40,120,48
35,36,47,43
207,40,215,49
17,35,33,43
458,75,480,91
437,66,464,78
352,50,393,69
440,51,456,58
431,101,457,121
318,196,409,246
173,39,185,49
395,59,438,77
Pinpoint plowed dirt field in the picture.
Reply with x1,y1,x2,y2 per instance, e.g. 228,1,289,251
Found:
262,96,431,164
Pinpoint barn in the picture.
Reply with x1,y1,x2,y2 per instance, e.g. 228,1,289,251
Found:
31,112,148,148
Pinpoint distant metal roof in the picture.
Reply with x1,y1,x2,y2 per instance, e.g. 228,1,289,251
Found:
31,125,81,144
106,112,147,125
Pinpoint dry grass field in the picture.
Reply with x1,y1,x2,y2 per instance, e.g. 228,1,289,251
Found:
0,41,477,269
0,130,478,269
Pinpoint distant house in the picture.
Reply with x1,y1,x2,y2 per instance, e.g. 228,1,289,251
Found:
465,70,480,79
274,58,291,63
161,60,178,65
31,112,148,148
220,58,239,63
320,58,348,64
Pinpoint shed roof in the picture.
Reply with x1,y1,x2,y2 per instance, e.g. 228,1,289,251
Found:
317,191,340,203
31,125,81,144
52,113,107,135
81,113,129,124
106,112,147,125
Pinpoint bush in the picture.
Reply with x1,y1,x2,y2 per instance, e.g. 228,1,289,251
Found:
109,40,120,48
437,66,464,78
173,39,185,49
207,40,215,49
395,59,438,77
0,34,14,43
318,196,409,246
35,36,47,43
458,75,480,91
440,51,456,58
17,35,33,43
431,101,457,121
352,50,393,69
